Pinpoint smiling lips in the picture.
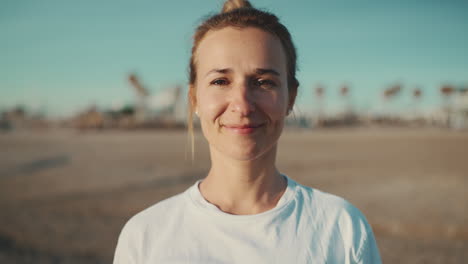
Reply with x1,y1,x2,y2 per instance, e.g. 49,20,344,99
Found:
222,123,264,134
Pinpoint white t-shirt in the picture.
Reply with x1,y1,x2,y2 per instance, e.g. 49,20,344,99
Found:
114,176,381,264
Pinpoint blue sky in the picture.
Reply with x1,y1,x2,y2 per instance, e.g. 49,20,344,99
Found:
1,0,467,117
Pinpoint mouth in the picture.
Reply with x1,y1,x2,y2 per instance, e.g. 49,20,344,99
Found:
222,123,264,135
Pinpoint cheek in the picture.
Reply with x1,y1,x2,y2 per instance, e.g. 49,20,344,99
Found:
196,89,226,122
256,91,288,118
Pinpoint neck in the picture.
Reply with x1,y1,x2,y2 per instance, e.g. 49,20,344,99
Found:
199,144,287,215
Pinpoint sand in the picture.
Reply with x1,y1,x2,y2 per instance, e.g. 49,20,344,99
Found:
0,127,467,263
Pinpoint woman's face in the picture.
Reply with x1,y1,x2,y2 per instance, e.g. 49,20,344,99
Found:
193,26,291,161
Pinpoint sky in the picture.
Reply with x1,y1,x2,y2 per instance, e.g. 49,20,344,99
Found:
1,0,467,117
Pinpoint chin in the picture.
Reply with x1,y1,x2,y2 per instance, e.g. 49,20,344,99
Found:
225,142,276,162
230,151,262,161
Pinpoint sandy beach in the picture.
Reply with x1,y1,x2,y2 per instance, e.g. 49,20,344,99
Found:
0,127,467,263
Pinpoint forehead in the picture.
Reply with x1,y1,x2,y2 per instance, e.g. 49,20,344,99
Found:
194,26,287,76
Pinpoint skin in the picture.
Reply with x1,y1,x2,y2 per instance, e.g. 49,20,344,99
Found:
192,26,296,215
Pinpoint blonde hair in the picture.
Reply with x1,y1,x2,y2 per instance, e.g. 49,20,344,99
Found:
221,0,252,13
187,0,299,159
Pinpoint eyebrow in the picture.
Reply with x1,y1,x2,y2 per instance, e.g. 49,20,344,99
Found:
255,68,280,76
205,68,280,77
205,68,232,77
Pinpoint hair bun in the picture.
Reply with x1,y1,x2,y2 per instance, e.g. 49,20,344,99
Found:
221,0,253,13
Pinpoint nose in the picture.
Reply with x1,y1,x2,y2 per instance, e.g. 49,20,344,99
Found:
229,81,255,116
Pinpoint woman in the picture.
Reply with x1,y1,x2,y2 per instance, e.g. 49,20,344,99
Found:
114,0,381,263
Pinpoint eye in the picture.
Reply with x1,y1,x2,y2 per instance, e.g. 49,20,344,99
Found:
210,78,229,86
254,79,277,89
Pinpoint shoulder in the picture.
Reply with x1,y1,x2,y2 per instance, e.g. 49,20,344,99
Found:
124,190,188,232
292,181,381,263
113,191,188,263
293,181,362,219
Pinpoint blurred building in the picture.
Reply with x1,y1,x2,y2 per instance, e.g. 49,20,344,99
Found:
450,88,468,129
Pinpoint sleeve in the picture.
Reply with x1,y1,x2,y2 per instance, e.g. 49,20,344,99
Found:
113,219,142,264
356,223,382,264
337,201,382,264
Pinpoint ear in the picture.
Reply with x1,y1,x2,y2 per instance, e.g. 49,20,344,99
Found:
287,85,298,113
188,84,197,112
